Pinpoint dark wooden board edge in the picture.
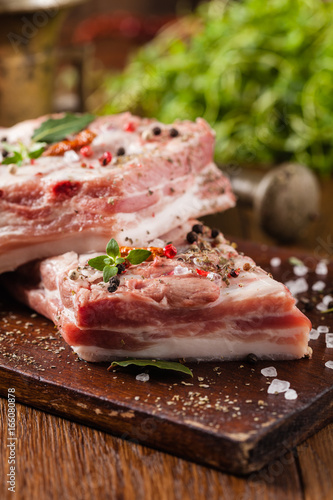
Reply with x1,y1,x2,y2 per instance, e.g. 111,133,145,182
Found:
1,362,332,475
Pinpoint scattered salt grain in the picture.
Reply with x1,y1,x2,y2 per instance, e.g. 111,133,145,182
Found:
270,257,281,267
312,281,326,292
316,261,328,276
325,334,333,348
64,150,80,162
173,265,190,276
293,265,308,277
284,389,298,400
284,278,308,296
207,272,222,284
309,329,320,340
318,325,329,334
323,295,333,307
261,366,277,377
325,361,333,369
136,373,149,382
267,379,290,394
316,302,327,312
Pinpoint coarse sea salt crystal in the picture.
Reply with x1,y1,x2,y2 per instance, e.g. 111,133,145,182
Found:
318,325,329,334
173,265,190,276
270,257,281,267
293,265,308,277
316,302,327,312
64,150,80,162
285,278,308,296
261,366,277,377
316,261,328,276
136,373,149,382
207,272,222,283
312,281,326,292
309,328,320,340
284,389,298,400
267,379,290,394
323,295,333,307
325,333,333,348
325,361,333,369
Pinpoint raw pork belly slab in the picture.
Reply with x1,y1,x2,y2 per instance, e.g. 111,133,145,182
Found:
4,224,311,362
0,113,235,273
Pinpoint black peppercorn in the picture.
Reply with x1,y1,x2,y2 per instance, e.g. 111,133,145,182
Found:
245,353,258,364
116,147,125,156
186,231,198,244
192,224,203,234
229,268,239,278
169,128,179,137
116,263,126,274
211,228,220,238
108,275,120,293
152,126,161,136
1,150,8,158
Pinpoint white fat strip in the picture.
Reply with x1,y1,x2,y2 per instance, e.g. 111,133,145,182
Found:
72,336,309,362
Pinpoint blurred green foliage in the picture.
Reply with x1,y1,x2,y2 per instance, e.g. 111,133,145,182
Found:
102,0,333,175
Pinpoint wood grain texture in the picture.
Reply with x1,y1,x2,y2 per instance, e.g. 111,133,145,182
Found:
0,241,332,474
0,398,306,500
297,424,333,500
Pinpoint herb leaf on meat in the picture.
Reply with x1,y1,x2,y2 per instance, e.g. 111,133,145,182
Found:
32,113,95,143
88,238,152,282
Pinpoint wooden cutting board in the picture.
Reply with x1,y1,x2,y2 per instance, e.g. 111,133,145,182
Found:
0,240,332,474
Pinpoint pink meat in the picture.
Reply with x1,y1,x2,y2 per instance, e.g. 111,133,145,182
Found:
0,113,235,273
3,224,311,362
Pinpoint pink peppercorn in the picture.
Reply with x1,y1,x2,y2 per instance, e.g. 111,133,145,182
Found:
196,269,208,277
123,122,136,132
99,151,112,166
164,244,177,259
80,145,93,157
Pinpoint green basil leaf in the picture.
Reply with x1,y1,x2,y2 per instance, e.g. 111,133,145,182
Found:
32,113,95,143
115,257,125,265
288,257,304,267
88,255,109,271
126,249,151,265
109,359,193,377
106,238,120,260
28,142,47,159
2,151,23,165
103,265,118,282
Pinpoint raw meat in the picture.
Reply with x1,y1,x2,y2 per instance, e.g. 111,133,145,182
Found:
0,113,235,273
3,223,311,362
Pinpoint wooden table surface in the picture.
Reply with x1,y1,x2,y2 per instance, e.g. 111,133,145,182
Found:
0,398,332,500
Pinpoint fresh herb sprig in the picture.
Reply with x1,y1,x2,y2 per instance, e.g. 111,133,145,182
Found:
1,141,46,166
88,238,152,282
1,113,95,166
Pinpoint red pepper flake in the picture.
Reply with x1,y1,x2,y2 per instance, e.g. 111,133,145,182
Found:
30,158,36,165
80,145,93,157
123,122,136,132
99,151,112,166
196,268,208,277
228,268,240,278
35,172,43,177
164,244,177,259
52,180,80,199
